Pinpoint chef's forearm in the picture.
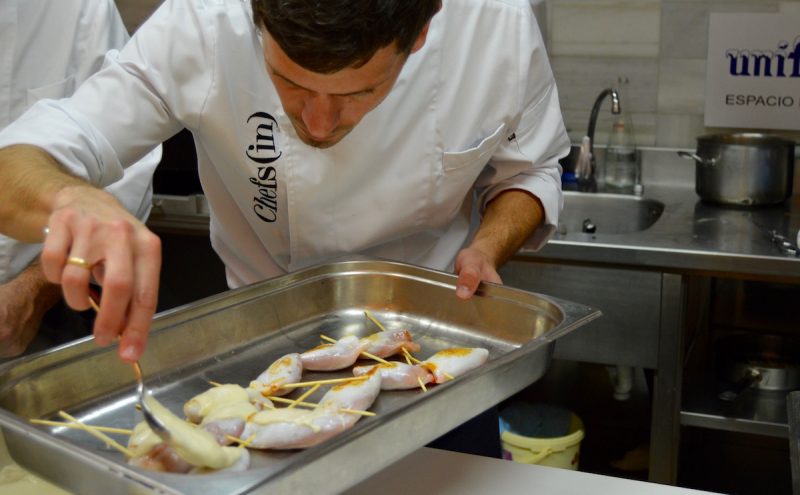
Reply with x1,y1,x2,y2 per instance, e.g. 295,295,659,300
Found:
0,144,89,243
468,189,544,269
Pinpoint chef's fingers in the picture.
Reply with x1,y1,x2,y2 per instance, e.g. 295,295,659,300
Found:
454,249,503,300
91,220,136,347
40,208,76,284
455,264,481,300
40,188,160,361
42,210,96,311
117,229,161,363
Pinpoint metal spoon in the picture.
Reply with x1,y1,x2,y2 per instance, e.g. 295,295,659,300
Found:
132,361,171,441
88,292,171,441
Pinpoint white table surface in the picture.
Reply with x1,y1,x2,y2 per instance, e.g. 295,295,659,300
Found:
1,430,721,495
345,447,722,495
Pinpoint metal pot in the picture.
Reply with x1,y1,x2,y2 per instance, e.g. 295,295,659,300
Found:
716,333,800,401
678,133,795,206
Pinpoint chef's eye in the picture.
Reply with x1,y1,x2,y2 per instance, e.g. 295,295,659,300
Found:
340,90,373,100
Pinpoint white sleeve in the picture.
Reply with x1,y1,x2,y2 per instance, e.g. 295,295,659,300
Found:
63,0,162,222
475,9,569,251
0,0,211,188
69,0,132,86
0,0,188,280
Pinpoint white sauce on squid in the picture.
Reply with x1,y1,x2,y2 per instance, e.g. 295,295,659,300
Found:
145,394,242,469
184,384,250,422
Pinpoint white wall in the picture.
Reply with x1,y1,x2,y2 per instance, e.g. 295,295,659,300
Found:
544,0,800,148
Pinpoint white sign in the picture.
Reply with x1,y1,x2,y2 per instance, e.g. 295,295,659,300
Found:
705,13,800,131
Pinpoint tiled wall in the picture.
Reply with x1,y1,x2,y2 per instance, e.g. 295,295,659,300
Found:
117,0,799,149
543,0,800,148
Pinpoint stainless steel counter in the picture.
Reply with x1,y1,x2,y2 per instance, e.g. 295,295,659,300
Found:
505,149,799,485
149,180,800,282
519,185,800,282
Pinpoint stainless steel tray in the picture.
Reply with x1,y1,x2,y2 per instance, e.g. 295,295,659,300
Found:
0,259,599,494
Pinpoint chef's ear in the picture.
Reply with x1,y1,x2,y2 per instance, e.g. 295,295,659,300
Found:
410,2,441,54
410,21,432,54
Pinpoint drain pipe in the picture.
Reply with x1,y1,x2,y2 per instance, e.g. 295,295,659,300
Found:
607,365,634,401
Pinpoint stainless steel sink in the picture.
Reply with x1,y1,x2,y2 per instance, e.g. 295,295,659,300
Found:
559,191,664,235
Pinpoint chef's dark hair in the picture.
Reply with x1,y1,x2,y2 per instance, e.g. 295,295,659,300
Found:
251,0,441,73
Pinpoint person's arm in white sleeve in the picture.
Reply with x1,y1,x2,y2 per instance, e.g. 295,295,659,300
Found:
0,0,211,362
69,0,131,84
0,0,163,357
453,8,569,299
69,0,163,221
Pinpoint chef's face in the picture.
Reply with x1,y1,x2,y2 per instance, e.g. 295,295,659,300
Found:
262,30,427,149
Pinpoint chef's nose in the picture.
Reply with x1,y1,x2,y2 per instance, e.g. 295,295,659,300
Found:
301,94,340,139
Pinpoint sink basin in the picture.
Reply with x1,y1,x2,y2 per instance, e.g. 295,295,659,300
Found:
559,192,664,235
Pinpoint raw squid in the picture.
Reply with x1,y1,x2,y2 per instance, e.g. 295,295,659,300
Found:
250,353,303,397
300,330,421,371
318,366,383,419
246,387,276,411
128,421,163,459
240,368,382,449
191,447,250,474
127,411,250,474
199,401,258,445
144,394,247,470
202,418,247,446
353,362,433,390
129,442,194,473
181,383,268,445
300,335,362,371
421,347,489,383
359,330,421,358
238,406,349,450
122,328,492,475
130,441,250,474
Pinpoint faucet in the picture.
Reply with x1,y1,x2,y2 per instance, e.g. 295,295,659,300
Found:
585,88,621,178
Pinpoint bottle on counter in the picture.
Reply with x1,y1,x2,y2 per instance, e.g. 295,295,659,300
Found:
601,80,638,190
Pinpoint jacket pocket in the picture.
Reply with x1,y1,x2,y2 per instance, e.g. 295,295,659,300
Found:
25,76,75,107
441,122,507,172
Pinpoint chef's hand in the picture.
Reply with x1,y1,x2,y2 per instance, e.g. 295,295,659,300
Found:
0,261,62,357
40,184,161,363
453,190,546,300
453,247,503,300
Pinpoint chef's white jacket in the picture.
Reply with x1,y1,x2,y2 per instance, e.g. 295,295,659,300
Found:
0,0,567,289
0,0,161,283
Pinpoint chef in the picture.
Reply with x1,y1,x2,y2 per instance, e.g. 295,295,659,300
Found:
0,0,568,364
0,0,160,357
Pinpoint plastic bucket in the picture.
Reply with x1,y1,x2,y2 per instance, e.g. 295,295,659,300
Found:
499,403,584,470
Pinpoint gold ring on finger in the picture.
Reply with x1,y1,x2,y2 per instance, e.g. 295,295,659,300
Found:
66,256,92,270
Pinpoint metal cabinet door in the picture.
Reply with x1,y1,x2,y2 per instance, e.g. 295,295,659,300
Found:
500,260,661,368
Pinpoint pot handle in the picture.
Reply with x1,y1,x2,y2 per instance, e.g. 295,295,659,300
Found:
718,367,762,402
677,150,716,166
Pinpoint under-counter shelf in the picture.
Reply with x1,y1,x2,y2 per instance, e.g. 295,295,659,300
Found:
679,280,800,440
680,356,789,438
